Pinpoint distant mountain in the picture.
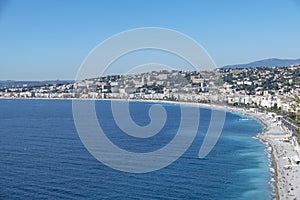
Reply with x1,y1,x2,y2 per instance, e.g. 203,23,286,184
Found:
0,80,73,89
221,58,300,69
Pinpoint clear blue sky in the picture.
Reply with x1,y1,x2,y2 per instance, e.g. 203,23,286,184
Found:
1,0,300,80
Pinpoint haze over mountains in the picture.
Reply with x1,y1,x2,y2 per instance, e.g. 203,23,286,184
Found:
221,58,300,69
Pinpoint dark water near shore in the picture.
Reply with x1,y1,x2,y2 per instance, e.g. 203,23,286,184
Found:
0,99,272,199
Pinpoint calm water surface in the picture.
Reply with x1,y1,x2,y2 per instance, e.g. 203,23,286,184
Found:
0,99,272,199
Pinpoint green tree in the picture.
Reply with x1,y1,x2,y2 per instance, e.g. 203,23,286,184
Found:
291,94,300,135
293,94,300,125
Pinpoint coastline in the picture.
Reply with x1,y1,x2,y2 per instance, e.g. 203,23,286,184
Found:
164,100,300,200
1,97,300,199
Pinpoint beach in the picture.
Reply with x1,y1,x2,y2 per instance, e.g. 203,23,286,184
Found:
189,102,300,200
214,105,300,200
181,101,300,200
253,112,300,200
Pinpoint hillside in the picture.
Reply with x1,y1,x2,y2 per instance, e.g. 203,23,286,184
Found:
222,58,300,69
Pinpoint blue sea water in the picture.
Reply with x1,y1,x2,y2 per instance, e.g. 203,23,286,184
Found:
0,99,272,199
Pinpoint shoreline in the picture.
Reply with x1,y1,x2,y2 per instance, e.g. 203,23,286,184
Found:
1,97,300,199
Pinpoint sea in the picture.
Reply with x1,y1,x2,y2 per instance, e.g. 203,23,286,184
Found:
0,99,273,200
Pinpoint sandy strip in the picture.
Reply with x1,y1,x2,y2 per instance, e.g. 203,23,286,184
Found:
1,97,300,199
253,113,300,200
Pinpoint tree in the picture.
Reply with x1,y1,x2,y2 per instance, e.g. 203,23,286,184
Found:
291,94,300,135
293,94,300,125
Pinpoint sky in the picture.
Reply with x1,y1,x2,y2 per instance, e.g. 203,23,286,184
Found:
0,0,300,80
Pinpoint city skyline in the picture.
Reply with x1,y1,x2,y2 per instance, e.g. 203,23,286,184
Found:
1,0,300,80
